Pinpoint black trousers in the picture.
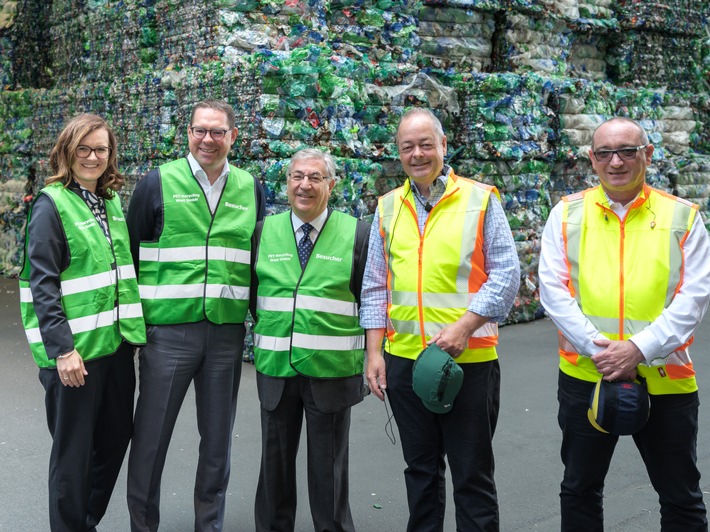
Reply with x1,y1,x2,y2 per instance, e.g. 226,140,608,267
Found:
385,353,501,532
254,376,355,532
558,371,708,532
127,321,245,532
39,342,135,532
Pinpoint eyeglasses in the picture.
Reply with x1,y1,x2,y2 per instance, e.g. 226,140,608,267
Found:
189,127,229,140
289,172,328,184
592,145,648,163
75,145,111,159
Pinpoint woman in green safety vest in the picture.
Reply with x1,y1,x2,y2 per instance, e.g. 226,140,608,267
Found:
18,114,146,532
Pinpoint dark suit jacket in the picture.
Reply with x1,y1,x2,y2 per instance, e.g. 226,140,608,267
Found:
251,208,371,414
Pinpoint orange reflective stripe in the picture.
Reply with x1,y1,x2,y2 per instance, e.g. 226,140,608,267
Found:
665,362,695,379
558,334,581,365
467,336,498,349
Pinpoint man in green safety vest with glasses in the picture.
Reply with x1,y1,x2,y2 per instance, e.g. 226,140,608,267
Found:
251,148,370,532
126,100,266,532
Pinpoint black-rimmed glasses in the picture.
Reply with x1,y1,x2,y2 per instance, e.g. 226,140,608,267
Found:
75,145,111,159
189,127,228,140
592,145,648,163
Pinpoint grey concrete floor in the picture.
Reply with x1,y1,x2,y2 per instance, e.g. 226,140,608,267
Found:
1,275,709,531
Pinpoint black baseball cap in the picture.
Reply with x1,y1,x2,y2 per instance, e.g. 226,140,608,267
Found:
588,378,650,436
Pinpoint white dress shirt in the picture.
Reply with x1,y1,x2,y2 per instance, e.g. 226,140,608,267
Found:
187,153,230,213
291,208,328,243
539,189,710,363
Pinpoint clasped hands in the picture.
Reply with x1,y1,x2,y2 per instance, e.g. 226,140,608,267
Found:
590,338,645,382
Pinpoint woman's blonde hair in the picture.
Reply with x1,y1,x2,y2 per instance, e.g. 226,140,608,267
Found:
47,114,124,198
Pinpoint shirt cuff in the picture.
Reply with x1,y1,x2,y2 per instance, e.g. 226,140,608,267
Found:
629,330,663,363
359,308,387,330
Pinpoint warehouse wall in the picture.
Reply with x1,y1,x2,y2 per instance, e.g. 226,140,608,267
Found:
0,0,709,327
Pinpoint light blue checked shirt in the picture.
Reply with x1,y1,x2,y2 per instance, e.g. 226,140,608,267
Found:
359,165,520,330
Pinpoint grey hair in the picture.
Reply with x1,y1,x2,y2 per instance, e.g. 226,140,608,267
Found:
396,108,445,143
287,149,337,181
591,117,650,149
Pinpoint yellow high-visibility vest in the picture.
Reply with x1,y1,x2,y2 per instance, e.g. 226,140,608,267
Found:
560,184,698,395
379,172,499,362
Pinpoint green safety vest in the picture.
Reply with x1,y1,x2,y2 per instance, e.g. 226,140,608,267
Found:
19,183,146,368
138,158,256,325
253,210,365,378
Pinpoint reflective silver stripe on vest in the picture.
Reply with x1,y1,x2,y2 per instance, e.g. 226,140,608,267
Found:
254,333,291,352
296,294,358,317
257,295,359,317
20,267,133,303
558,334,690,366
454,186,486,293
24,302,143,345
563,198,584,306
586,315,651,337
257,296,294,312
390,318,498,339
19,286,32,303
140,245,249,264
139,283,249,300
254,333,365,352
292,332,365,351
666,204,691,307
391,290,471,309
117,264,137,280
205,284,250,300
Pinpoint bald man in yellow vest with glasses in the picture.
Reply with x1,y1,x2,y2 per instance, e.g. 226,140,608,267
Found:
539,117,710,531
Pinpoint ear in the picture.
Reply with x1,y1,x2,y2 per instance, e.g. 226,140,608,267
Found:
588,149,597,171
229,127,239,146
328,178,336,192
644,144,654,163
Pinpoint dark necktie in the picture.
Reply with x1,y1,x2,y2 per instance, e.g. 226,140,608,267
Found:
297,223,314,268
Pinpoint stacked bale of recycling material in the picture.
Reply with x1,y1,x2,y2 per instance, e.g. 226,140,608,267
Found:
49,0,155,85
675,153,710,231
0,0,15,89
0,89,34,275
327,0,435,192
497,0,617,81
608,0,708,92
566,0,616,81
454,72,556,322
416,1,498,79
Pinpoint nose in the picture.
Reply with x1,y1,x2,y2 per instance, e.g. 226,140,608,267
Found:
412,145,424,157
87,149,99,161
609,151,624,164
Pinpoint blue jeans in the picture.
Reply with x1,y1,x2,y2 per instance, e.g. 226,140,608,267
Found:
557,371,707,532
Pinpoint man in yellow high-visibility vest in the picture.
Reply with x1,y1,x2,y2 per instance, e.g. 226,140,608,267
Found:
540,117,710,531
361,108,520,531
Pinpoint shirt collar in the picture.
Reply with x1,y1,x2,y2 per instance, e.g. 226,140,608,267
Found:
603,189,642,211
409,164,450,198
187,153,230,185
291,208,329,234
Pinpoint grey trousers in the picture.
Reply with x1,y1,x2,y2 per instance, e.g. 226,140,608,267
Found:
127,321,245,532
